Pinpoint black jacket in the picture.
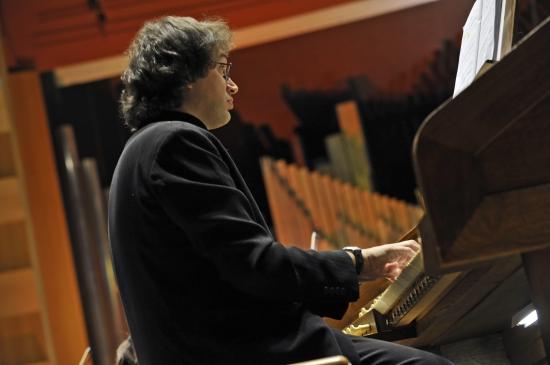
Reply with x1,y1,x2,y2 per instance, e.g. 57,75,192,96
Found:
108,111,360,364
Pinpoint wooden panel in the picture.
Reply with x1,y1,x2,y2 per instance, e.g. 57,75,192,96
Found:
0,221,30,272
0,23,16,178
407,255,522,347
0,103,9,133
0,46,11,134
0,133,16,178
415,141,484,260
436,266,531,345
414,17,550,272
523,247,550,359
0,177,25,224
8,71,88,365
0,268,39,318
447,183,550,266
479,96,550,193
0,313,48,365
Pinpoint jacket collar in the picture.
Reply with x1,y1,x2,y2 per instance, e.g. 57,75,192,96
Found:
154,110,208,130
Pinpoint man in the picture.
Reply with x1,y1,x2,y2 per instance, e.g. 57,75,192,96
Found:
109,16,453,365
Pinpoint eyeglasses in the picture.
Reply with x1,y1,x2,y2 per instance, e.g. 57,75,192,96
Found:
216,62,232,81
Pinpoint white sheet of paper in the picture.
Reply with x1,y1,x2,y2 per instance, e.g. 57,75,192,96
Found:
453,0,482,97
477,0,497,72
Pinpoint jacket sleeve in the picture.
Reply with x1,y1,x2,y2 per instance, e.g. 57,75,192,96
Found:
149,126,359,314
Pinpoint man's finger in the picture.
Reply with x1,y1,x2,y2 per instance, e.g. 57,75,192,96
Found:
384,262,403,281
397,240,420,255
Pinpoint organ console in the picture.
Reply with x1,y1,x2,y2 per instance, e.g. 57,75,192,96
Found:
261,15,550,360
341,16,550,356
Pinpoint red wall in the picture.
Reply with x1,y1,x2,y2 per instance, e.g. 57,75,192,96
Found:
229,0,473,151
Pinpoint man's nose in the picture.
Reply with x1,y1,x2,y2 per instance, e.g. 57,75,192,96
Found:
227,78,238,95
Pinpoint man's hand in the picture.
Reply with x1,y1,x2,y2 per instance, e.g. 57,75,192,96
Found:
359,240,420,282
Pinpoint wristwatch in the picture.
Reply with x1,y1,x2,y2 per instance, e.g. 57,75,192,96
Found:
342,246,364,275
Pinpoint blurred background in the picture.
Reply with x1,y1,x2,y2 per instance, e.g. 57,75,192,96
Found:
0,0,548,364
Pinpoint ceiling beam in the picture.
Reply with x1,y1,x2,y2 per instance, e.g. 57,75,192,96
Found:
54,0,439,87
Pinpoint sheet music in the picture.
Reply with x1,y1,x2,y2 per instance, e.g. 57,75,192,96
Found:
453,0,510,98
453,0,482,97
497,0,516,60
493,0,504,60
477,0,498,72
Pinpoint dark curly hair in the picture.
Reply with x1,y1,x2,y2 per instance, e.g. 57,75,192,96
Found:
120,16,232,130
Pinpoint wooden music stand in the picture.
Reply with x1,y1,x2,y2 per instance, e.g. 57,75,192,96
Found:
413,16,550,356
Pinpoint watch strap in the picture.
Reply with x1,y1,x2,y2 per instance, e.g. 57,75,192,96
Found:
342,247,363,275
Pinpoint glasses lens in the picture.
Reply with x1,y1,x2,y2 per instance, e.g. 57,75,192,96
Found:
225,63,231,80
217,62,232,81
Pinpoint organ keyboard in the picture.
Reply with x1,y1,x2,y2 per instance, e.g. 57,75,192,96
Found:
343,250,461,338
337,223,527,348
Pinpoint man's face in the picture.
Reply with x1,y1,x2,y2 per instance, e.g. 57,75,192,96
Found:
182,55,239,130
